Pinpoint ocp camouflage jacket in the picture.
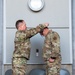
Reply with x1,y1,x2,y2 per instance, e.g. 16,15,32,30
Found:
13,24,47,60
43,31,62,61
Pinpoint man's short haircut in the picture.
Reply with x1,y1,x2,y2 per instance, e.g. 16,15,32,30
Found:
15,20,24,29
40,27,48,35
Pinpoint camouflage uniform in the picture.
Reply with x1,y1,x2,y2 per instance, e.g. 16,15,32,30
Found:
43,31,62,75
12,24,47,75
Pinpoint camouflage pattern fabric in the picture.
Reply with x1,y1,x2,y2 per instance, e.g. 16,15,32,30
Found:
12,24,47,75
12,57,27,75
13,24,47,59
43,31,61,75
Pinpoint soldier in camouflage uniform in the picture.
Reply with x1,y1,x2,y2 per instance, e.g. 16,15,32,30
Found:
12,20,49,75
40,27,62,75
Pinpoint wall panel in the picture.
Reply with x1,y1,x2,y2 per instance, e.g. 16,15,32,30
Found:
3,0,72,64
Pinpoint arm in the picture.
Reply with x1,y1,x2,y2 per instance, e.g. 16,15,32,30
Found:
49,31,61,62
16,24,49,41
50,31,60,58
43,33,52,60
25,24,49,38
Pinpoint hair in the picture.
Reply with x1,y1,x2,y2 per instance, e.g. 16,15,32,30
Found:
40,27,48,35
15,20,24,29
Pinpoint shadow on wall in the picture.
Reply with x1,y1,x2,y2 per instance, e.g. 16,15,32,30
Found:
5,68,70,75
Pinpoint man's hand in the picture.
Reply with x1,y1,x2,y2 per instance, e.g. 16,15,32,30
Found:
44,23,49,27
49,58,55,63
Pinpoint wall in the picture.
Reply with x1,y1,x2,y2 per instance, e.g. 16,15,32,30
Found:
72,0,75,74
0,0,74,75
4,0,72,64
0,0,3,75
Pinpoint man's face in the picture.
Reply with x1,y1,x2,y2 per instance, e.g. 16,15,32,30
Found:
18,21,27,30
43,28,49,36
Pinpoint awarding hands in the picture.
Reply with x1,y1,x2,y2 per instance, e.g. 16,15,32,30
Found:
44,23,49,27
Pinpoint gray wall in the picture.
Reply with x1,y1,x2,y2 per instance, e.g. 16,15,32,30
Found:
72,0,75,74
4,0,72,64
0,0,75,75
0,0,3,75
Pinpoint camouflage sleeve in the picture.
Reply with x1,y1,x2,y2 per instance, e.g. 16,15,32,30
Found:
15,24,47,41
50,31,61,59
15,31,26,42
43,34,52,60
25,24,47,39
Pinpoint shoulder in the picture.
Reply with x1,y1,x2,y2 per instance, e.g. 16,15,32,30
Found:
47,30,60,38
15,30,25,36
52,31,60,38
15,31,21,35
16,30,25,34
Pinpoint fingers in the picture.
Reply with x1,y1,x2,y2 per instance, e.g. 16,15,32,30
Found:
44,23,49,27
49,58,55,63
